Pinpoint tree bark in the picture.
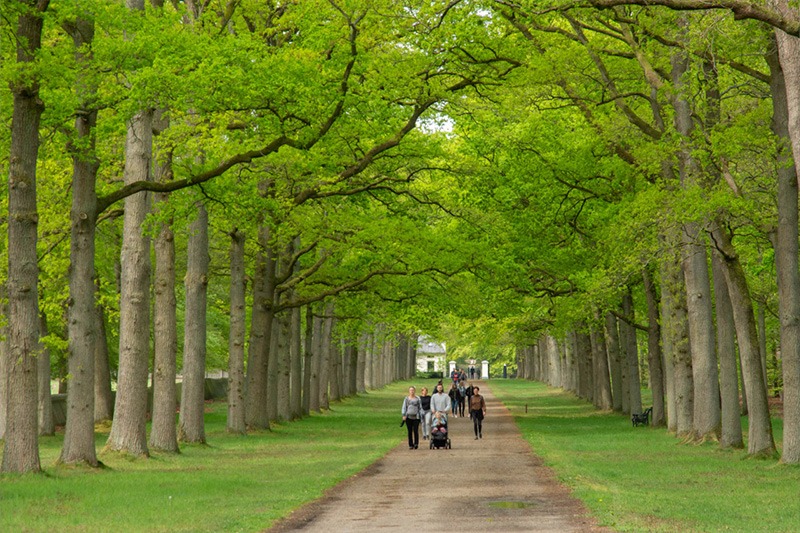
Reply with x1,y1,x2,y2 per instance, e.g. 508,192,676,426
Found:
290,305,302,419
709,224,777,457
105,109,153,457
590,318,613,410
227,230,247,434
178,203,209,444
37,314,53,437
642,267,666,427
301,306,314,416
664,241,693,437
245,223,275,429
149,187,178,452
309,312,323,412
711,250,744,449
94,300,114,423
764,30,800,463
682,226,721,441
605,312,623,411
3,0,49,474
622,289,642,415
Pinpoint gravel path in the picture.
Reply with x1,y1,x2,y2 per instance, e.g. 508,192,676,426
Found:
268,382,611,532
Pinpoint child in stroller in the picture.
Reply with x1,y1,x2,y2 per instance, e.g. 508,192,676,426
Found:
429,411,451,449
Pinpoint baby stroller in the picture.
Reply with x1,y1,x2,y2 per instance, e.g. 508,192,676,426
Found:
429,418,451,449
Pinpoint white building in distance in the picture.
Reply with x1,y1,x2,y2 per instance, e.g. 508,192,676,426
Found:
416,336,446,373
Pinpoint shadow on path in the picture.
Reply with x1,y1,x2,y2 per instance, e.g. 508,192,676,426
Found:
268,381,613,532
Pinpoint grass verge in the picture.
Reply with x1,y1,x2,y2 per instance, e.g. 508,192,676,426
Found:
0,383,412,532
489,379,800,533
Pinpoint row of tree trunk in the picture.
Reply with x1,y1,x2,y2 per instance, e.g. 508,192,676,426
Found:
516,232,780,456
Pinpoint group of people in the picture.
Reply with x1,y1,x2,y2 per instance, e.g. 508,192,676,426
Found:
400,379,487,450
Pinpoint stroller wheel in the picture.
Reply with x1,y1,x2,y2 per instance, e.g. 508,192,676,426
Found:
429,442,433,449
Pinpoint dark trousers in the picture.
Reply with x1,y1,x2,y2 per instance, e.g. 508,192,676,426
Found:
471,410,483,436
406,418,420,447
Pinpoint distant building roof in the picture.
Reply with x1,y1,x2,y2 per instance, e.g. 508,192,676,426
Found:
418,336,446,354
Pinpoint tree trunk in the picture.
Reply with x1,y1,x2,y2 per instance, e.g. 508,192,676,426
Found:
682,226,721,441
149,172,178,452
642,268,666,427
328,320,342,403
767,33,800,463
605,312,623,411
3,1,49,474
37,314,54,437
179,204,209,444
245,224,275,429
301,306,314,416
290,306,302,419
660,261,677,432
274,311,291,421
356,334,367,393
319,306,333,409
227,230,247,434
309,312,323,411
711,251,744,449
664,243,693,437
622,289,642,415
105,104,153,457
59,13,101,464
710,223,776,457
94,300,113,423
590,318,613,410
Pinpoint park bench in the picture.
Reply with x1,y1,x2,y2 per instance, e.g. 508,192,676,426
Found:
631,407,653,427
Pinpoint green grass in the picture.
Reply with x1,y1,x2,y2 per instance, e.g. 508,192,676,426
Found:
489,379,800,533
0,383,412,532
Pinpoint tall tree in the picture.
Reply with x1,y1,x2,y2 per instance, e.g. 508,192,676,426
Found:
2,0,50,474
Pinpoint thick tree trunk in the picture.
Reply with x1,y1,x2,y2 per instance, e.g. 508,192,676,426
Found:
3,1,49,474
227,230,247,434
105,106,153,457
274,311,291,421
301,306,314,416
363,332,374,390
590,319,613,410
605,312,623,411
664,245,693,437
682,227,721,441
356,335,367,393
710,224,776,457
290,306,302,419
711,251,744,449
245,224,275,429
328,320,342,402
94,301,113,423
149,187,178,452
60,14,99,465
37,315,54,437
575,331,592,401
765,32,800,463
309,312,323,411
660,265,676,432
0,322,7,440
319,307,333,409
179,204,209,444
622,289,642,415
642,268,666,427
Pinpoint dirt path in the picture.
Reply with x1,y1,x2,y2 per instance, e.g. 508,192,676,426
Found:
269,382,611,532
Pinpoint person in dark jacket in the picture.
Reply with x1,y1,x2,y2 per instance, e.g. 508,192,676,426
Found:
448,382,461,418
419,387,432,440
469,386,487,439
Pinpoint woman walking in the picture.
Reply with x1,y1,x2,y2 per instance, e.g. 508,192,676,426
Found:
469,386,487,439
402,386,423,449
448,382,461,418
419,387,432,441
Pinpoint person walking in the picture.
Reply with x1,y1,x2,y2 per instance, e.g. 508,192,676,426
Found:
419,387,432,441
469,386,487,439
464,382,474,419
448,382,461,418
457,381,467,417
430,383,451,424
402,386,422,449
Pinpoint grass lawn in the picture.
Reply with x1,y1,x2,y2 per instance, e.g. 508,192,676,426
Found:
0,383,412,532
489,379,800,533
